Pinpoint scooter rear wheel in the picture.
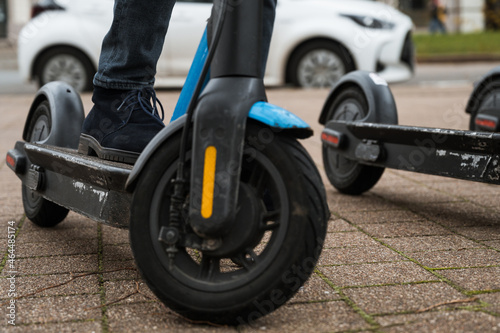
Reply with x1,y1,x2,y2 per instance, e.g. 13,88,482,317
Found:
469,80,500,132
130,122,328,325
22,101,69,227
322,86,385,195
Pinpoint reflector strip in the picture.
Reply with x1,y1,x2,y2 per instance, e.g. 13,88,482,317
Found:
201,146,217,219
321,132,339,145
6,154,15,168
475,118,497,130
321,129,343,148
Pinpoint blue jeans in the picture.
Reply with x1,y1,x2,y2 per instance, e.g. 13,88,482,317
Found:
94,0,277,90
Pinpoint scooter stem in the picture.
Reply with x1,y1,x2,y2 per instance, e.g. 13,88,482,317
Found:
210,0,263,78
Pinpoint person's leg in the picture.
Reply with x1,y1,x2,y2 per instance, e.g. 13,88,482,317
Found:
262,0,277,76
429,18,438,33
79,0,176,164
438,21,447,34
94,0,177,90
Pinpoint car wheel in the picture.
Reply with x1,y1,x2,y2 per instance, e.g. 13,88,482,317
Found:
35,46,95,92
288,40,355,88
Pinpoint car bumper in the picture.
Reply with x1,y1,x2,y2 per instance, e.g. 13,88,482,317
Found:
375,20,415,82
377,30,415,83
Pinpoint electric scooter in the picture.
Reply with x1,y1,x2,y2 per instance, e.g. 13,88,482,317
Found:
319,68,500,195
6,0,329,324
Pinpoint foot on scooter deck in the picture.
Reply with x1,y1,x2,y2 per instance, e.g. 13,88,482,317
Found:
78,133,140,165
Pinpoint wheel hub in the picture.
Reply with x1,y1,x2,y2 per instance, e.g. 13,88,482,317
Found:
25,115,51,205
299,50,345,87
204,182,264,258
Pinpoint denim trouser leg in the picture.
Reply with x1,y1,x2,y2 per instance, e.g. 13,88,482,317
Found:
93,0,176,90
94,0,277,90
262,0,277,75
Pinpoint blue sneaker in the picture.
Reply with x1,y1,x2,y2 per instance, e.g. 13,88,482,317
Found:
78,86,165,164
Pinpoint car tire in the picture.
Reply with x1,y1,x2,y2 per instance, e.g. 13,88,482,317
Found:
35,46,95,92
288,40,355,88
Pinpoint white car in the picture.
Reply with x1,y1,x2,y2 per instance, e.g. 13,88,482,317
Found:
18,0,414,91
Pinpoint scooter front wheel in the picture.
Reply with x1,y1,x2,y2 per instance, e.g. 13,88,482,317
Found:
129,122,328,325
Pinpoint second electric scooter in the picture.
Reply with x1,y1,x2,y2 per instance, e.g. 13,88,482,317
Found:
319,68,500,194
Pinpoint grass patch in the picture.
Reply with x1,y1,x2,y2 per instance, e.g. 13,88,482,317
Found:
414,31,500,59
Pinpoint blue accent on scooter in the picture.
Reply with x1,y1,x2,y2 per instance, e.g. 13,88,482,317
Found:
171,30,210,122
249,101,310,129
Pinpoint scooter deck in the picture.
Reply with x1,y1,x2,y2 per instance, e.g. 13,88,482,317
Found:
322,121,500,185
7,141,133,228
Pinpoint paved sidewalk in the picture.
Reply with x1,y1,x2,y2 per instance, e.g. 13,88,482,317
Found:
0,86,499,332
0,43,18,71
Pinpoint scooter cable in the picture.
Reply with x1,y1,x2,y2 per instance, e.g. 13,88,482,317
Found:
178,0,227,177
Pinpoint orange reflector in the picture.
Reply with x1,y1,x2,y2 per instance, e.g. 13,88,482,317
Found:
201,146,217,219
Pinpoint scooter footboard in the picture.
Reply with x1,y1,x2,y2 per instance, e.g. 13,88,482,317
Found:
322,121,500,184
7,141,132,228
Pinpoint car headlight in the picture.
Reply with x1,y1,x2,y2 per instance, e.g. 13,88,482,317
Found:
341,14,395,30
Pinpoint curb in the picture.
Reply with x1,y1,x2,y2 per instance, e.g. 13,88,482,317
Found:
417,54,500,63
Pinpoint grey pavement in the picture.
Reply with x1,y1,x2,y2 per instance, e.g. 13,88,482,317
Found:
402,61,500,87
1,81,500,332
0,44,37,94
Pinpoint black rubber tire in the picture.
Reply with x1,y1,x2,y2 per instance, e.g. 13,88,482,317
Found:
35,46,95,92
322,86,385,195
22,101,69,227
130,122,329,325
468,80,500,131
287,40,355,88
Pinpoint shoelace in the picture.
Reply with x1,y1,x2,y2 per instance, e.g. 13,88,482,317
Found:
118,87,165,125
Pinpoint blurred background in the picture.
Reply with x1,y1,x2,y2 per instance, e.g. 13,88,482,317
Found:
0,0,499,94
2,0,499,39
383,0,500,33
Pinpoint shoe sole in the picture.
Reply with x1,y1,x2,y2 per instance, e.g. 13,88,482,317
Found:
78,133,140,165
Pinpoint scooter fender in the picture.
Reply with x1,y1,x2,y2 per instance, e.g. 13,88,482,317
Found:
318,70,398,126
23,81,84,148
187,77,263,238
248,101,313,139
465,65,500,115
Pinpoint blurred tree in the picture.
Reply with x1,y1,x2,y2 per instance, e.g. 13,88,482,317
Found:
485,0,500,30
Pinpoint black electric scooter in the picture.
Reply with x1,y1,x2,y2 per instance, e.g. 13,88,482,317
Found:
6,0,329,324
319,68,500,195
